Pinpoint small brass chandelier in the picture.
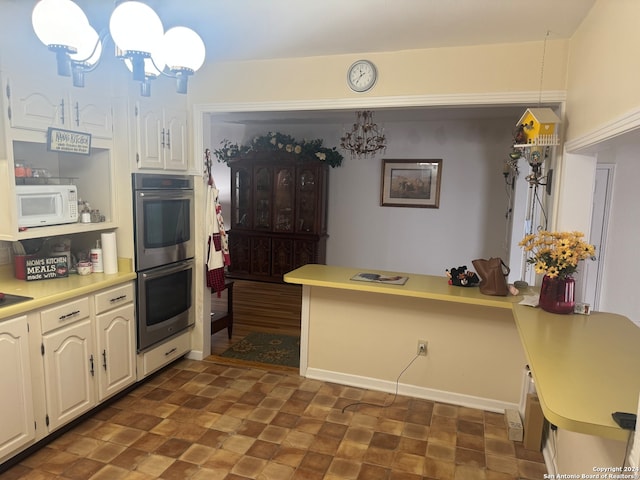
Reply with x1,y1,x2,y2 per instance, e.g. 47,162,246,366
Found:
340,110,387,159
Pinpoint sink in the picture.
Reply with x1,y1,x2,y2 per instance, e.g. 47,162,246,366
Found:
0,293,33,308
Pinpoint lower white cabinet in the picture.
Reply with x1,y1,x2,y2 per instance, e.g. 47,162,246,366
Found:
39,282,136,433
96,303,136,401
0,315,35,460
42,318,95,431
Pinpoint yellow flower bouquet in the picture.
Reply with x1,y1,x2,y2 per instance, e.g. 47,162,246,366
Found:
519,231,596,279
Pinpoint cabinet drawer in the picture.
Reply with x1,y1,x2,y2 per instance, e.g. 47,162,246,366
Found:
95,283,135,315
137,330,190,378
41,298,90,334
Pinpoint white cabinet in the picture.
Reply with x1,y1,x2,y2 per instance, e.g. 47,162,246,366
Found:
94,284,136,401
41,318,95,431
0,315,36,460
40,297,94,431
39,283,136,433
3,75,113,139
137,329,190,378
135,101,187,171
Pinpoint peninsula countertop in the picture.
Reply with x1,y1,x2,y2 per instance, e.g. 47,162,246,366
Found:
285,264,640,441
283,263,522,309
0,259,136,320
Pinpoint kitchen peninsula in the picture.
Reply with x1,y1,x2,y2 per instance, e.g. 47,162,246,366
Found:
284,264,640,445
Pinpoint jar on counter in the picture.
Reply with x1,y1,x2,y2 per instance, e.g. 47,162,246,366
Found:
14,163,26,177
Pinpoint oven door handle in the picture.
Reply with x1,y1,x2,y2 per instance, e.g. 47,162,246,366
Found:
137,191,192,200
141,260,193,280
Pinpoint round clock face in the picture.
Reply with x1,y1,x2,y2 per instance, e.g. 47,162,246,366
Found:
347,60,377,92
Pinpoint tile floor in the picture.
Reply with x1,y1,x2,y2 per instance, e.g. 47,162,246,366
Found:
2,358,547,480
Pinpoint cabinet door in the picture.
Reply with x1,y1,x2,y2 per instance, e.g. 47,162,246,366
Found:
294,239,320,267
296,166,321,234
228,233,251,274
5,75,65,131
254,166,272,230
273,166,294,232
163,108,187,171
272,238,294,276
42,319,95,431
136,103,187,170
251,236,271,276
136,102,163,170
0,315,35,460
68,91,113,139
231,167,252,229
96,304,135,401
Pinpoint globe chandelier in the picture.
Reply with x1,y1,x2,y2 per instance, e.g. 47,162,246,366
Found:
31,0,206,96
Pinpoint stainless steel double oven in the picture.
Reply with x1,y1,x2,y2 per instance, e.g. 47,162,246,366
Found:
132,173,195,351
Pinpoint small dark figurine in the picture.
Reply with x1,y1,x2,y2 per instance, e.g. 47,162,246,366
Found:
513,124,526,144
446,266,479,287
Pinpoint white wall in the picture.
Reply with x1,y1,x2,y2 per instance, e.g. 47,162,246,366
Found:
597,144,640,325
209,115,516,276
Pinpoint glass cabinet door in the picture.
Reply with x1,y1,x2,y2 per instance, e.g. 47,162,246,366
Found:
296,167,317,233
253,167,272,230
232,167,251,229
273,167,294,232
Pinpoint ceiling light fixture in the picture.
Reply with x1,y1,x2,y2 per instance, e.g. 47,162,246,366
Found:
31,0,206,96
340,110,387,159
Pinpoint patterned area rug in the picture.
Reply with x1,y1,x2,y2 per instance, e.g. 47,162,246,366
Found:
220,332,300,368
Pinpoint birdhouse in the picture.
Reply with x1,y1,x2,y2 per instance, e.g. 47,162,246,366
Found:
515,108,560,146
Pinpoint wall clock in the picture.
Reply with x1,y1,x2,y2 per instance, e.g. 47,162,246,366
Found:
347,60,377,93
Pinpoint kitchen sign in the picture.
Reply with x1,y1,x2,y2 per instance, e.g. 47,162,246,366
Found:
25,256,69,281
47,127,92,155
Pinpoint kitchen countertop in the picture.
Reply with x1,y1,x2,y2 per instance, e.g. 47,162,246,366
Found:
513,304,640,441
283,263,522,309
0,258,136,320
285,264,640,442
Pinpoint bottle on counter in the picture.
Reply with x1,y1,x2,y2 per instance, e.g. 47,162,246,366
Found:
90,240,103,273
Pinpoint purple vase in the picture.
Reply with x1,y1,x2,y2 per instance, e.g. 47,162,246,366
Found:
539,275,575,314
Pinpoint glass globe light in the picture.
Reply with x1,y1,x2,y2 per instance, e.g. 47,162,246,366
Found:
70,23,102,66
163,27,206,73
109,1,164,55
32,0,89,50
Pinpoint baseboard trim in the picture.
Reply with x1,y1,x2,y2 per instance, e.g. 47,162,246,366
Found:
187,349,204,361
305,367,518,414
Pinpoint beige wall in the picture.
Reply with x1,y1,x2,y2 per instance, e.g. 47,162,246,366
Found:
306,287,525,409
189,40,569,105
566,0,640,142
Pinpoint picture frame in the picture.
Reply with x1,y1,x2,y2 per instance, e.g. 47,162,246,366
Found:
380,159,442,208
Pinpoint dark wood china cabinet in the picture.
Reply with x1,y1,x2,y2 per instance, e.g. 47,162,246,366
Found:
228,151,328,282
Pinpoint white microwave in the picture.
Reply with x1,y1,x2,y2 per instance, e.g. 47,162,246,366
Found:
16,185,79,227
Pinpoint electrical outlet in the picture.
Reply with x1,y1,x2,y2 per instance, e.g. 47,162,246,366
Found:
417,340,428,356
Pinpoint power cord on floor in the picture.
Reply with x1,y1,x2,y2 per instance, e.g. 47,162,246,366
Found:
341,352,422,413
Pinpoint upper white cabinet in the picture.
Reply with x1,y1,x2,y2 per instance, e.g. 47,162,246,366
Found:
0,73,117,241
0,315,35,461
135,100,188,171
4,75,113,139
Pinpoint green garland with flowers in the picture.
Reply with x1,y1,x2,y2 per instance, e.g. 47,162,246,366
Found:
212,132,343,168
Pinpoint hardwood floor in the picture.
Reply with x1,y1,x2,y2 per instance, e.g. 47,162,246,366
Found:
210,279,302,355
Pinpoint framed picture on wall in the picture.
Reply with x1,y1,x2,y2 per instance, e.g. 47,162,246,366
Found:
380,159,442,208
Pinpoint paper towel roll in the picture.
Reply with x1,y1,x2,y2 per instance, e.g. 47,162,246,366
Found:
101,232,118,274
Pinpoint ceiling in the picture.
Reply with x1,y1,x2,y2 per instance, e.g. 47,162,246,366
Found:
67,0,596,124
71,0,596,63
